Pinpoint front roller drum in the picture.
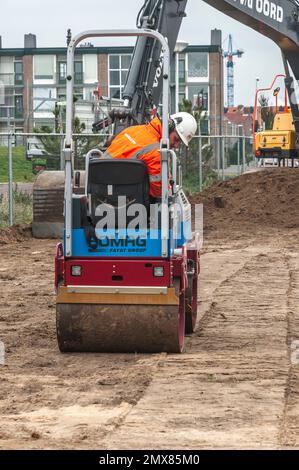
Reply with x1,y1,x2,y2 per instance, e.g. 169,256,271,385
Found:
56,300,185,353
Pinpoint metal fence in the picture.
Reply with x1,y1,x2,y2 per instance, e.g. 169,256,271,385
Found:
179,135,256,193
0,131,256,227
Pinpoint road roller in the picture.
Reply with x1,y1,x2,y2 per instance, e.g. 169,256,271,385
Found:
55,14,200,353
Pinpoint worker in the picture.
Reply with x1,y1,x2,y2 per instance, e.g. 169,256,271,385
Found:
103,112,198,198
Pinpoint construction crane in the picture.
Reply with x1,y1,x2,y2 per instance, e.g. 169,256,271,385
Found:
223,34,244,108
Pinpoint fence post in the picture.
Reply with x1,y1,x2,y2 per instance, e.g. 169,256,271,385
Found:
237,134,241,175
60,134,65,171
242,136,246,174
221,136,225,181
216,137,220,180
8,131,13,226
198,135,202,192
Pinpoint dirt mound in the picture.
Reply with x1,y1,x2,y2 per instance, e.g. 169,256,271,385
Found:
190,168,299,235
0,225,32,245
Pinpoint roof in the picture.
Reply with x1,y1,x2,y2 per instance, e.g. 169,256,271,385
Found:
185,45,221,53
0,46,135,57
224,108,253,135
0,44,221,57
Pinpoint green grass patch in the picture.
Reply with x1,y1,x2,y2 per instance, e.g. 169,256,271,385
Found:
183,173,201,195
0,146,36,183
0,190,33,228
183,171,219,195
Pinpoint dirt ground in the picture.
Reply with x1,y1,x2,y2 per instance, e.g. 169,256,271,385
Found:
0,169,299,449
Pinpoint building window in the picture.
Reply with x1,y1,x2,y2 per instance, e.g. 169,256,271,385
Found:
33,88,56,112
83,54,98,84
14,62,23,85
74,62,83,84
200,119,209,136
109,54,131,99
58,91,66,102
58,62,67,84
84,89,94,101
0,57,14,86
179,85,186,105
0,92,14,118
74,89,83,101
34,55,55,80
188,52,208,79
178,55,186,83
187,85,209,111
15,95,23,119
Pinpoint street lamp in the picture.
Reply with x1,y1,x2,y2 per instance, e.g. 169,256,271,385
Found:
238,124,246,174
238,123,244,133
225,121,233,137
255,78,260,91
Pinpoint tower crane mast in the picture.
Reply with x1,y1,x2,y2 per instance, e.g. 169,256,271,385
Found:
223,34,244,108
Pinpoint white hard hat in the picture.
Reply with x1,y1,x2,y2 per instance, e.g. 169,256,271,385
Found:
170,112,198,147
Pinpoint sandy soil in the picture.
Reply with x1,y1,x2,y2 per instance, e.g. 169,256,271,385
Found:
0,228,298,449
0,169,299,449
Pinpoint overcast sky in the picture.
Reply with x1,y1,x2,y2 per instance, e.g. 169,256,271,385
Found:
0,0,283,105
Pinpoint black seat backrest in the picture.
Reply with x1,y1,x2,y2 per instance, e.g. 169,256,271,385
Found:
87,158,150,228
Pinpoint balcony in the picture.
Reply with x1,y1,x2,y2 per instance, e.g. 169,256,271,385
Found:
0,73,15,87
56,72,84,86
0,73,23,87
0,106,24,121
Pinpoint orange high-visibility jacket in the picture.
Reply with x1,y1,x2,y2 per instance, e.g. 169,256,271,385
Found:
104,117,162,198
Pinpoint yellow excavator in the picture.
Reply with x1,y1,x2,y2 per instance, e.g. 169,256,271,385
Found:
254,74,298,166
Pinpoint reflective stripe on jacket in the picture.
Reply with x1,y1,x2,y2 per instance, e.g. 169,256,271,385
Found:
104,117,162,197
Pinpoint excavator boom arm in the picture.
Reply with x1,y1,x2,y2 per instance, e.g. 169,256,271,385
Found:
203,0,299,131
204,1,298,49
104,0,299,134
108,0,187,134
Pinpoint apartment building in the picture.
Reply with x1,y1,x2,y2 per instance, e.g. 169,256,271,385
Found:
0,30,223,135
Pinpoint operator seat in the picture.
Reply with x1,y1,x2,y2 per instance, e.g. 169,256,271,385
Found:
87,158,150,229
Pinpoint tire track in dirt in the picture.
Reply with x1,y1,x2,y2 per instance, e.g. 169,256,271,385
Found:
102,246,291,450
0,239,169,449
1,236,298,449
278,254,299,448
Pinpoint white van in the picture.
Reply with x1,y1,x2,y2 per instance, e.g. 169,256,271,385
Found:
26,137,47,160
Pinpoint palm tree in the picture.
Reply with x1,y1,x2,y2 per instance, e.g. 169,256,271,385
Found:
259,94,275,130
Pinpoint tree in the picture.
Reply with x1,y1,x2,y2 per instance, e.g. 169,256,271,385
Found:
178,98,217,192
33,99,104,170
33,125,61,170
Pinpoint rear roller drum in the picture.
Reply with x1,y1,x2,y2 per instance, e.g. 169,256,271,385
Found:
56,295,185,354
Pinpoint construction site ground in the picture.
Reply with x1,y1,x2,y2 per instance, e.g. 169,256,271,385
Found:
0,168,299,450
